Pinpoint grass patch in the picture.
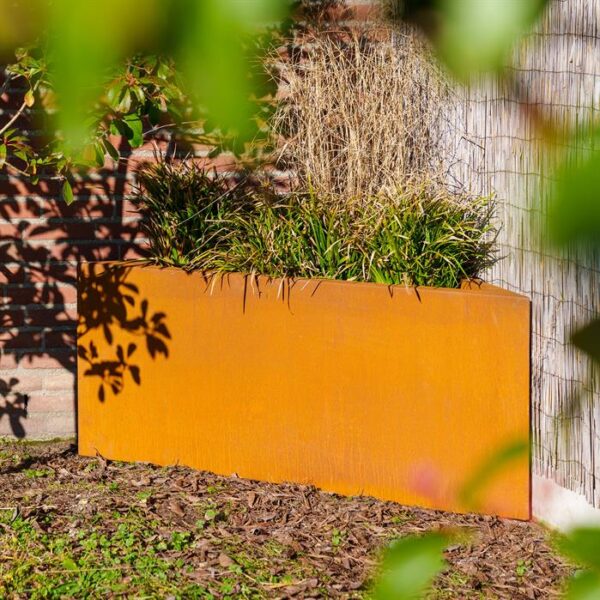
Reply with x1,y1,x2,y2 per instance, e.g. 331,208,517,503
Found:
0,509,257,599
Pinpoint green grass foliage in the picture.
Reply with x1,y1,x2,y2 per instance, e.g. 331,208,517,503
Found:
133,160,496,288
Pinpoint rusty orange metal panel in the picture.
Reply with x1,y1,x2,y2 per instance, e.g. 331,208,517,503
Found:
77,263,531,519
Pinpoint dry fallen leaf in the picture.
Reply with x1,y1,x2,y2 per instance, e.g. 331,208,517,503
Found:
168,500,185,517
218,553,235,568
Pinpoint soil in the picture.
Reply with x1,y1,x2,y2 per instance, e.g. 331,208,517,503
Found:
0,440,571,598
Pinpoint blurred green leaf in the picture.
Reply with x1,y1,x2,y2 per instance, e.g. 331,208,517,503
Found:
459,438,528,510
565,571,600,600
559,528,600,570
0,0,47,54
549,142,600,247
0,143,6,168
48,0,123,151
436,0,548,78
572,319,600,363
372,532,449,600
178,0,285,139
62,179,74,205
62,556,78,571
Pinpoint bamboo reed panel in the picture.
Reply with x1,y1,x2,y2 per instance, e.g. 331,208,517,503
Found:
436,0,600,507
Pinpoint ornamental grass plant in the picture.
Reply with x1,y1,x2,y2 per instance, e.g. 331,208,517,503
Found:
132,23,496,289
133,159,246,269
133,160,496,288
270,27,450,198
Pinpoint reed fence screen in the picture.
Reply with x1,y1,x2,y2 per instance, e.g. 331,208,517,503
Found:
437,0,600,507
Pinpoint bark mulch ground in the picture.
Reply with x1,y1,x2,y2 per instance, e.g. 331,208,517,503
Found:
0,440,571,599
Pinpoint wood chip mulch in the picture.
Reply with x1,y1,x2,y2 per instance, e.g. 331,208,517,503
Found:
0,440,571,598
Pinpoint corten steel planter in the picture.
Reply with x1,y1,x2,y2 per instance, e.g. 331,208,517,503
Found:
78,262,531,519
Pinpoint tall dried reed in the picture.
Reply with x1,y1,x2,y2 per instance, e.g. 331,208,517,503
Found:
271,26,451,199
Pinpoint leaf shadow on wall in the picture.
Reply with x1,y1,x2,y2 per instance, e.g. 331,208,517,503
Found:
0,377,29,438
77,263,171,403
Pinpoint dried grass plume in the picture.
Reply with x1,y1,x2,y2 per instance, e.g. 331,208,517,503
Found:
271,26,451,199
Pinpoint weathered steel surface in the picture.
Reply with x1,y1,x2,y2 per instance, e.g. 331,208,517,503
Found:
78,263,531,519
